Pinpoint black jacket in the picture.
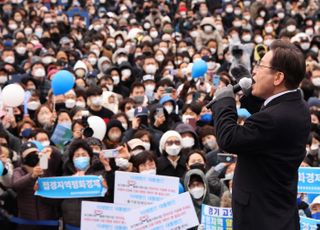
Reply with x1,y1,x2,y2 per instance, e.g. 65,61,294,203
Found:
212,91,311,230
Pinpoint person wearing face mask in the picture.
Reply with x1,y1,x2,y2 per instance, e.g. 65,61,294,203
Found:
12,142,61,230
29,62,51,104
157,131,186,178
152,95,181,133
131,150,157,174
61,139,111,229
86,85,114,122
122,106,163,150
185,150,227,198
198,125,220,165
73,60,88,79
112,48,129,66
183,169,220,221
143,55,159,77
279,19,299,37
14,40,28,63
305,132,320,167
105,66,130,97
35,105,55,132
119,61,135,92
195,17,224,59
105,119,125,149
175,123,199,152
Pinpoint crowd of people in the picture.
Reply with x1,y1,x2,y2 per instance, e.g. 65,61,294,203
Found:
0,0,320,229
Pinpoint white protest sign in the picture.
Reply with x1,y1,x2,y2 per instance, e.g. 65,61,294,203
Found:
114,171,179,207
125,192,199,230
81,201,131,230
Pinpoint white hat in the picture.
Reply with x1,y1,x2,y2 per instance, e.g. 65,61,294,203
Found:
159,130,182,154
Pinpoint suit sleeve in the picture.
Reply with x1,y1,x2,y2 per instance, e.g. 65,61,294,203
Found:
212,97,276,155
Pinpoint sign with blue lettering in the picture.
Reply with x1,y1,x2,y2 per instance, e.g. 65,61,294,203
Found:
298,167,320,194
35,176,107,198
300,216,320,230
201,205,233,230
81,201,131,230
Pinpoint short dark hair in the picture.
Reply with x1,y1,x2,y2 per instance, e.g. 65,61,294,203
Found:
270,40,306,89
129,82,145,94
131,150,157,172
185,149,207,166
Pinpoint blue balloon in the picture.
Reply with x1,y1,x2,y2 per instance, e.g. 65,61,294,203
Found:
178,182,185,194
32,140,44,152
51,70,75,95
0,161,3,176
192,59,208,78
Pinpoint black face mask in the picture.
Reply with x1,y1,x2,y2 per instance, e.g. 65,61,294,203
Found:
24,152,39,167
189,163,206,173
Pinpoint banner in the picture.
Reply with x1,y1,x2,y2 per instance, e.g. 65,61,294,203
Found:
35,176,107,198
114,171,179,207
81,201,131,230
201,205,233,230
125,192,199,230
298,167,320,194
300,216,320,230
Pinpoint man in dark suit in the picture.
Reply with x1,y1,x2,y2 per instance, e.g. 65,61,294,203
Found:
211,40,311,229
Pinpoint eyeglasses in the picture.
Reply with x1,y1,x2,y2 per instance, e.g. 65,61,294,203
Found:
166,140,181,146
255,61,275,70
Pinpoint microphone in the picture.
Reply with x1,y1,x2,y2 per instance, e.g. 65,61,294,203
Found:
206,77,253,108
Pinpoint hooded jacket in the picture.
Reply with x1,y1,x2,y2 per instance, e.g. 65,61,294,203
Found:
183,169,220,221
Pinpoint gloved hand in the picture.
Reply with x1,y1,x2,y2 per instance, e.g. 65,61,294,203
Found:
230,64,251,82
214,84,235,101
231,64,253,96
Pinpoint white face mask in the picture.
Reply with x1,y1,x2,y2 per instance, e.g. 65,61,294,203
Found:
112,76,120,85
181,136,195,148
164,105,173,114
41,141,50,147
311,46,319,53
204,138,218,150
182,115,194,124
312,78,320,87
254,36,263,44
117,57,128,65
264,39,273,47
65,99,76,108
115,157,129,169
242,34,252,42
204,25,213,33
265,26,273,33
190,186,205,199
126,108,135,121
300,43,310,51
116,39,124,47
166,144,181,156
33,68,46,78
159,47,168,54
256,19,264,26
91,96,102,106
155,55,165,62
88,57,97,66
76,101,86,108
287,25,296,32
150,31,158,38
27,101,41,111
140,169,156,175
4,56,15,64
145,64,157,75
121,69,132,80
142,142,151,151
16,47,27,55
43,56,54,65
